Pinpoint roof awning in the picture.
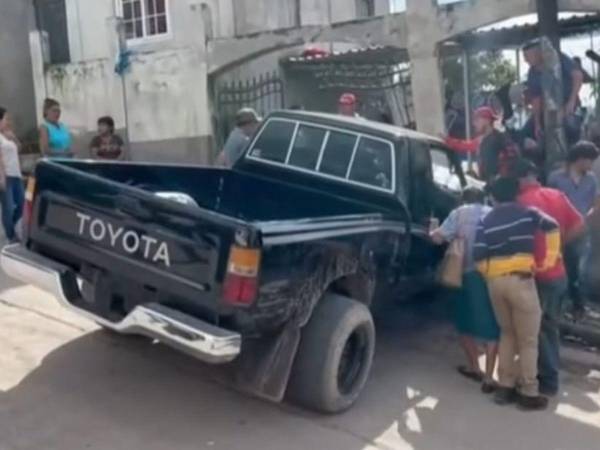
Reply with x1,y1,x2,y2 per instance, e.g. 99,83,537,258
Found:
455,13,600,52
283,45,409,68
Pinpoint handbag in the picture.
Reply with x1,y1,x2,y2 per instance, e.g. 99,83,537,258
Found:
437,211,466,289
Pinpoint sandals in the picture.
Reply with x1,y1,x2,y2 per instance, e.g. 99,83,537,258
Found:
457,365,484,383
481,380,498,394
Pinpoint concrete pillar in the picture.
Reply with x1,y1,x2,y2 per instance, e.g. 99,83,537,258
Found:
405,0,445,135
29,30,48,127
409,53,445,135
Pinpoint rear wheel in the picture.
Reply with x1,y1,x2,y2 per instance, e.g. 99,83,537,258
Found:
287,294,375,413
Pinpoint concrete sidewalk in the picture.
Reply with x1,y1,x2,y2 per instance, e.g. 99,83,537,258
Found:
1,280,599,450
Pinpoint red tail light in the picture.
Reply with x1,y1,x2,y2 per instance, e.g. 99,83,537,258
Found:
22,177,36,240
222,246,261,306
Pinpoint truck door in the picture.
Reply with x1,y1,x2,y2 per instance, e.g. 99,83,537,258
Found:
429,145,465,219
403,140,463,291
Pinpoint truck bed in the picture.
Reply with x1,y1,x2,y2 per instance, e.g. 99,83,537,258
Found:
64,160,381,222
26,160,390,328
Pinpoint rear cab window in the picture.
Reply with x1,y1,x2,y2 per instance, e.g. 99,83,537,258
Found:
319,131,356,178
248,119,297,163
246,118,395,194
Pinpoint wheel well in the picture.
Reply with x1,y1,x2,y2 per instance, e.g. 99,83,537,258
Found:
328,271,375,307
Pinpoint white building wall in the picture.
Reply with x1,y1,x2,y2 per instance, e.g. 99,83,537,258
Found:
234,0,298,35
124,49,211,143
30,0,214,163
329,0,359,23
64,0,222,61
0,1,37,134
65,0,114,62
44,59,124,137
30,0,390,163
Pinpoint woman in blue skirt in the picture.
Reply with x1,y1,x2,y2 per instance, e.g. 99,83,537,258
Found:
431,187,500,393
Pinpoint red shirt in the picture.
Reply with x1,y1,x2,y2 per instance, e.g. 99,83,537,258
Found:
518,183,584,281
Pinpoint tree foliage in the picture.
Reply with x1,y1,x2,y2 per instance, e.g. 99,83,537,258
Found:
443,51,518,98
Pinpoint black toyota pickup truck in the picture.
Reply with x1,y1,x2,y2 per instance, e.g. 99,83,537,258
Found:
2,111,473,413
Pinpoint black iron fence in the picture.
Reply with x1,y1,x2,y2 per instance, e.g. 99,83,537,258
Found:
214,72,284,147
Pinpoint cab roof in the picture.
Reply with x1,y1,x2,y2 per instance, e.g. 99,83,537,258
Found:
268,110,443,145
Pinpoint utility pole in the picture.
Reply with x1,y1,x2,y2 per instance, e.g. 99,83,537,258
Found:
537,0,560,50
536,0,566,173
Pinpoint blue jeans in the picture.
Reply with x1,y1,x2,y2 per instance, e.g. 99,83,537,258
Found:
564,236,589,309
536,277,568,393
1,177,25,241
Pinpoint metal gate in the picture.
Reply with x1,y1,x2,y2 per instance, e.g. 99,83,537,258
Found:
214,71,284,147
282,46,415,128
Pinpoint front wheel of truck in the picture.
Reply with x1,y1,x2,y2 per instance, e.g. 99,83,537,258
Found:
287,293,375,414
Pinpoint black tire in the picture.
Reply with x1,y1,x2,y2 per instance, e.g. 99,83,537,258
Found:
287,294,375,413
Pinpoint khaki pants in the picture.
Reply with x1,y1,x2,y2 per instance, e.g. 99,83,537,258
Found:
487,275,542,397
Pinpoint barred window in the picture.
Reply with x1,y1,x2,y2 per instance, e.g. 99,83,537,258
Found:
121,0,169,41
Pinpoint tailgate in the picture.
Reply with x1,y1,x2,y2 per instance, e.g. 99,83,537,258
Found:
29,161,251,302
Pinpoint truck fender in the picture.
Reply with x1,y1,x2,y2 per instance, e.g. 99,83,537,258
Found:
232,247,366,403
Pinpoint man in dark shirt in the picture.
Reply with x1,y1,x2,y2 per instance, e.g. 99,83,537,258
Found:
445,107,517,182
523,39,584,144
475,177,560,410
217,108,261,167
548,141,600,317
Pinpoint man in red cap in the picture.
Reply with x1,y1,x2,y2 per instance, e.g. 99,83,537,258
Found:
445,106,518,182
338,93,359,118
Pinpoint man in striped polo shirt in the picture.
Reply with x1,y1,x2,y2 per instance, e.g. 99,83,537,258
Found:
474,177,560,411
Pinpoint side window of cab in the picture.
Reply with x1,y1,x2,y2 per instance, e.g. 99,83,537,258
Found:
430,146,463,192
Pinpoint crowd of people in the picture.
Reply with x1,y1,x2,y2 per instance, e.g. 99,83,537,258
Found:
215,70,599,413
428,39,600,413
431,141,599,411
0,98,126,242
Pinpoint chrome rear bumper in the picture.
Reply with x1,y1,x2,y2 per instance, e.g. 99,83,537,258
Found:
1,244,241,364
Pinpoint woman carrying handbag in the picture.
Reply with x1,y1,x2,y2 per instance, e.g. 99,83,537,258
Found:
431,187,500,393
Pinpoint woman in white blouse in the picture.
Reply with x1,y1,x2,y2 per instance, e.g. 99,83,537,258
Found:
0,107,24,242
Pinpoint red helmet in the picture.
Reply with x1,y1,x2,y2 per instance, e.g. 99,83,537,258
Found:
339,93,357,105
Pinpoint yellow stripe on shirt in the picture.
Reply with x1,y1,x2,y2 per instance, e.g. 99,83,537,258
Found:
477,254,536,279
538,229,561,272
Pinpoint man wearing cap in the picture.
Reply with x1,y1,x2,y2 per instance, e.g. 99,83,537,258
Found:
516,159,584,396
338,93,360,118
523,39,584,144
445,106,517,182
218,108,261,168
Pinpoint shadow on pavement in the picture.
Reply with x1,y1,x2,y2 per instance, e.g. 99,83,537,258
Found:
0,301,599,450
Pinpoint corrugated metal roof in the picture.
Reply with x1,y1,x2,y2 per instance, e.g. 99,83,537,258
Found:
457,13,600,51
284,45,409,66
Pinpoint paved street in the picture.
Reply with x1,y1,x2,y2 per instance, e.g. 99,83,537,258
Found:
1,270,599,450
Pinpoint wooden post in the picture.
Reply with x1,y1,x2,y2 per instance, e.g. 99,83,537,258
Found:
462,50,473,170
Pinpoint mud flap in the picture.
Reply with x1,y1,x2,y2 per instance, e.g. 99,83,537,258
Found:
233,324,301,402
